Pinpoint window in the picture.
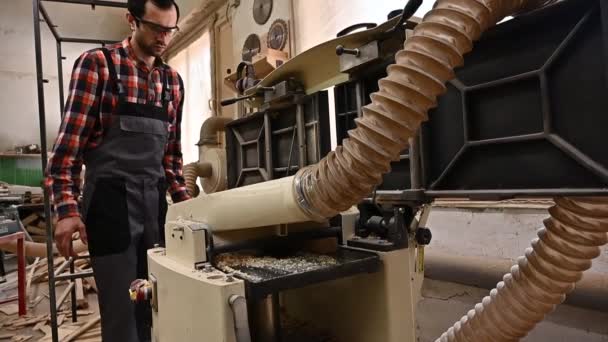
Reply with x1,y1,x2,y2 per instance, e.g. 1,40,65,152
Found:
168,31,213,165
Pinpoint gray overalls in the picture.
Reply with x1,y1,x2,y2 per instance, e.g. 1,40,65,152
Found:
82,48,170,342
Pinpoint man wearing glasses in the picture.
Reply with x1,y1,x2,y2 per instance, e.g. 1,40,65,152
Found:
46,1,188,341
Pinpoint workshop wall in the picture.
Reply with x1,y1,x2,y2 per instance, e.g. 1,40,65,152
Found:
427,206,608,273
0,0,97,152
292,0,435,54
230,0,293,66
168,32,213,165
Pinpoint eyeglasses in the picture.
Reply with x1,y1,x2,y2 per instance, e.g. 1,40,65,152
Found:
135,16,179,35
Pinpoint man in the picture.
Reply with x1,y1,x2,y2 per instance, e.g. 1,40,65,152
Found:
46,1,190,340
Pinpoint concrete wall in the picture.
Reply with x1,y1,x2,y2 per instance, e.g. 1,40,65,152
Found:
0,0,98,152
230,0,293,66
427,206,608,273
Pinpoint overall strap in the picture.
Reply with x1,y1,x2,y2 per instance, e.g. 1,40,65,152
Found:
161,66,173,110
100,48,125,96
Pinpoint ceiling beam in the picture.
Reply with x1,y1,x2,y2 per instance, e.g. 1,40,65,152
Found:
42,0,128,8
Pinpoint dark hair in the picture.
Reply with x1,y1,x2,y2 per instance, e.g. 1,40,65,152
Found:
128,0,180,22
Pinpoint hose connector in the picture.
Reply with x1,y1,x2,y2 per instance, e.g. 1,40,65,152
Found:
293,167,328,222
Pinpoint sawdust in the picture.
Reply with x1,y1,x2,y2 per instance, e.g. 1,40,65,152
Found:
214,253,339,282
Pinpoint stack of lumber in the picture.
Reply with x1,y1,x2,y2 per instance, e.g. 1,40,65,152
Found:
0,251,100,341
29,254,96,309
0,309,101,341
19,212,53,244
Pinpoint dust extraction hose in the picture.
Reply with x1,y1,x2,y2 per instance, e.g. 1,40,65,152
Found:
294,0,558,220
437,197,608,341
183,162,212,197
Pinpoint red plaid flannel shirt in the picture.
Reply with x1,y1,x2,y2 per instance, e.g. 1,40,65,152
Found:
46,38,190,221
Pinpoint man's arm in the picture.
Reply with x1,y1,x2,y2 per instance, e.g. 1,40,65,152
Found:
164,73,191,202
46,51,100,220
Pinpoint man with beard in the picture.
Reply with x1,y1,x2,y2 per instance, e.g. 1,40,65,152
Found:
46,1,190,340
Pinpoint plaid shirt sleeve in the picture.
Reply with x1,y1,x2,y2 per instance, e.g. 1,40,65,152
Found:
45,51,100,220
164,74,191,203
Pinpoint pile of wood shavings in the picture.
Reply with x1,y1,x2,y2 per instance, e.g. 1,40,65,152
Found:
215,253,338,282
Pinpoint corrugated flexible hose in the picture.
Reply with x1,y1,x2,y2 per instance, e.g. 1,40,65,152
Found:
291,0,607,341
437,197,608,341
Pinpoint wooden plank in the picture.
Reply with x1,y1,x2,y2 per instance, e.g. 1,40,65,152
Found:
11,315,48,328
20,214,38,226
62,315,101,342
32,321,46,331
74,332,101,342
74,327,101,339
66,310,93,317
25,226,46,236
84,278,97,293
30,236,47,243
39,327,73,342
0,333,15,339
56,283,75,311
0,304,19,315
75,279,87,309
39,325,51,336
37,220,47,230
24,257,40,304
74,337,101,342
74,259,89,268
58,314,66,326
54,260,71,277
29,295,44,308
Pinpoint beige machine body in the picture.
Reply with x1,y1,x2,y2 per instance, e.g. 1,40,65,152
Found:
148,222,424,342
148,246,246,342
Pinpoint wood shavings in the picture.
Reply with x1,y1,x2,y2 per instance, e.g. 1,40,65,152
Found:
215,252,338,282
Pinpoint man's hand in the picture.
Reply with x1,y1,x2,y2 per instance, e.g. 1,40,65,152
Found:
54,216,88,258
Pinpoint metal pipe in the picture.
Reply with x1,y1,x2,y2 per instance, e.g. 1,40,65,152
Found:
409,136,421,189
264,113,274,180
42,0,128,8
56,41,65,118
32,0,59,340
249,294,281,342
39,2,60,41
296,104,307,168
197,116,232,146
60,37,118,45
55,270,95,282
69,259,77,322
